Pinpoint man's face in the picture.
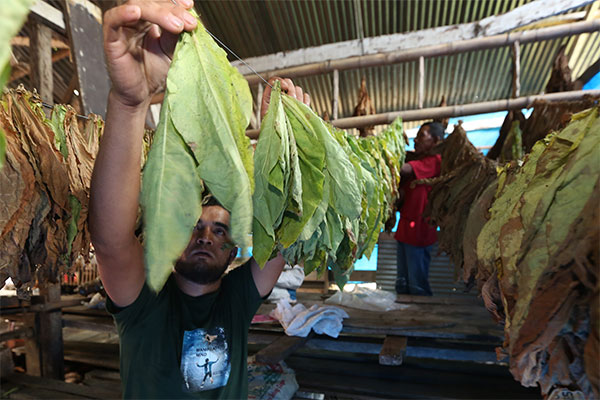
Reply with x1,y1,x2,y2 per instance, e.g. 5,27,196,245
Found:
414,125,437,155
174,206,237,285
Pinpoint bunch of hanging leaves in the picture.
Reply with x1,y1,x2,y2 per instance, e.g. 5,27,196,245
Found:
423,106,599,398
0,0,36,168
419,122,498,284
252,83,405,288
0,87,103,297
142,13,404,291
475,107,599,398
140,12,254,292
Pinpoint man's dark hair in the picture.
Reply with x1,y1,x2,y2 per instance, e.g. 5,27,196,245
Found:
421,121,445,142
202,194,223,208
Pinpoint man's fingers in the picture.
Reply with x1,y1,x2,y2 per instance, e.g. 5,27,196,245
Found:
294,86,304,103
104,5,142,44
303,92,311,107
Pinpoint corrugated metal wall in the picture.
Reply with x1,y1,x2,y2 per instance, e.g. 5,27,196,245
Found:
376,234,477,298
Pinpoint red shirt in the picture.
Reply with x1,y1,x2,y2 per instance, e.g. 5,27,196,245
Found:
394,154,441,247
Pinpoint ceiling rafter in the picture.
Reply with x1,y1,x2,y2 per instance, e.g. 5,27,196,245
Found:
232,0,595,77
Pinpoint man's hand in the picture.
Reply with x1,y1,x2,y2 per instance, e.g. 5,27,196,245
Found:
103,0,197,109
260,77,311,119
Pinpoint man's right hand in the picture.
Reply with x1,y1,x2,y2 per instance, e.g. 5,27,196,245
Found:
103,0,197,109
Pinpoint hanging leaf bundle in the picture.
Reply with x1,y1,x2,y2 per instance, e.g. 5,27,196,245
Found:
423,106,599,398
252,84,405,287
0,88,103,296
140,12,254,292
0,0,37,168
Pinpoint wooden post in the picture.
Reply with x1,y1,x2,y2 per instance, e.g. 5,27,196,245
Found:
332,69,339,120
418,56,425,109
24,283,64,379
512,41,521,98
379,335,408,366
28,20,54,105
64,0,110,118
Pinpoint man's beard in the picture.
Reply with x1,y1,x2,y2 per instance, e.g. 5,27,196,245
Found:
174,259,229,285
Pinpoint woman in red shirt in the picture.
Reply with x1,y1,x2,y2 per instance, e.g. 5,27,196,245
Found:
394,122,444,296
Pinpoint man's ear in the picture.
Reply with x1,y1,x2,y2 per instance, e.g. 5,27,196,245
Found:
228,247,238,265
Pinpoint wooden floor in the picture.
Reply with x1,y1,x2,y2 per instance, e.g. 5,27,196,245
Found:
1,291,541,399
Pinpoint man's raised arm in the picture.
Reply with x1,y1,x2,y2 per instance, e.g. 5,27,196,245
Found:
89,1,197,307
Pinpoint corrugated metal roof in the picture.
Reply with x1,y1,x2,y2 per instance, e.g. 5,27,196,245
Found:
195,0,599,132
7,0,599,134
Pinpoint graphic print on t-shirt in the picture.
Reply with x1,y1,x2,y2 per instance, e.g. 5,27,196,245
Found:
180,327,230,392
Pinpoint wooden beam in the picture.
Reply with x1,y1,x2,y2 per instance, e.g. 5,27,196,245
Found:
245,89,600,137
233,0,594,77
255,334,311,364
64,0,110,118
29,0,66,32
10,36,70,50
379,336,408,366
242,20,600,85
28,19,54,105
8,49,70,83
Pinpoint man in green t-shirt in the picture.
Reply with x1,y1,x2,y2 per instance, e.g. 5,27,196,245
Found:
89,1,310,398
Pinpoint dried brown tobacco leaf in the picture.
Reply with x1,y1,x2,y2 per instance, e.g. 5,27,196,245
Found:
478,107,599,397
0,121,40,284
0,88,102,290
420,123,497,281
353,77,376,137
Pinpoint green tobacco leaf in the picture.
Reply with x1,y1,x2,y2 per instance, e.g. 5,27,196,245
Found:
167,15,253,249
141,105,203,292
66,195,81,258
252,83,290,267
277,101,326,247
283,96,362,220
47,105,69,159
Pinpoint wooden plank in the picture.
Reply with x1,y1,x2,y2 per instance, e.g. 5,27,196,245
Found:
62,314,117,333
64,0,110,118
379,335,407,366
28,19,53,105
255,334,311,364
0,327,33,342
10,36,69,49
8,49,70,83
29,0,66,32
3,373,117,399
233,0,593,77
63,341,120,370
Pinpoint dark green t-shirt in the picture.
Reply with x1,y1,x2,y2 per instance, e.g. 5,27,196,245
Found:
106,261,263,399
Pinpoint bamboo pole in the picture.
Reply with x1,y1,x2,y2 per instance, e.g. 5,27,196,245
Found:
245,90,600,138
418,56,425,109
332,69,339,120
255,83,264,129
512,41,521,98
244,20,600,85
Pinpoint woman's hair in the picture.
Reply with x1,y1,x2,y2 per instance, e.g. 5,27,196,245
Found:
421,121,445,142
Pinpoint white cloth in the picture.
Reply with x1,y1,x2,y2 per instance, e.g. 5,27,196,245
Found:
270,299,349,338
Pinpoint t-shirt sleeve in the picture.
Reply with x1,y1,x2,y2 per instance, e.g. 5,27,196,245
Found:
105,282,158,329
222,261,264,326
408,155,441,180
